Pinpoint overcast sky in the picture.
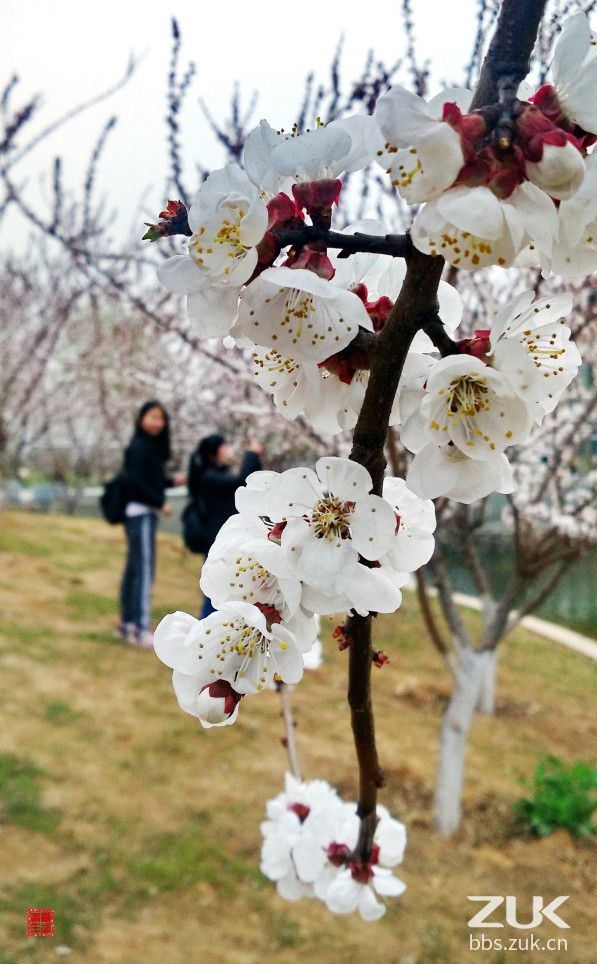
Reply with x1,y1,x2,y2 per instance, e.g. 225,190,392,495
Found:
2,0,482,249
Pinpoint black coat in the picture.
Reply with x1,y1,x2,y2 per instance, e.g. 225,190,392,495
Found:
187,450,262,551
123,431,173,509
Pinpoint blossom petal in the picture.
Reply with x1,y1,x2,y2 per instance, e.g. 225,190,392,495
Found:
315,456,373,501
436,186,504,239
349,495,398,559
372,869,407,898
357,884,387,921
186,285,241,338
157,255,205,294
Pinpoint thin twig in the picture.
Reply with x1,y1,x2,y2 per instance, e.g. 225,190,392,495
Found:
278,683,302,780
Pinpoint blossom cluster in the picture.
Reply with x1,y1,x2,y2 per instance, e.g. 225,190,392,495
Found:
401,290,581,503
154,459,436,727
260,773,407,920
149,13,590,511
374,11,597,274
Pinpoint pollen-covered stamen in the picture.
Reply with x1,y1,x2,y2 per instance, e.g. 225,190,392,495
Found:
445,376,490,425
519,329,567,372
229,556,285,608
430,230,498,268
280,289,317,342
198,616,271,689
391,149,423,188
233,624,272,688
190,211,250,273
310,495,353,540
253,349,300,380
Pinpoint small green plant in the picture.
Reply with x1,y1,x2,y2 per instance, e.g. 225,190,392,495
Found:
513,755,597,838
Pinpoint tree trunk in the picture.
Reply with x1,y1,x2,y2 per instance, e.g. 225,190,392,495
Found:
476,647,498,715
434,647,496,835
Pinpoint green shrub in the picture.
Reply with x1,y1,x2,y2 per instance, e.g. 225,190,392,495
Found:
512,755,597,838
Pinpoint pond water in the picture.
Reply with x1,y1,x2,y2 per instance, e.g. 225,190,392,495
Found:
441,539,597,639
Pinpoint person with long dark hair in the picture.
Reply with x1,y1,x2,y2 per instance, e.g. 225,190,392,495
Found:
117,400,185,648
187,434,263,618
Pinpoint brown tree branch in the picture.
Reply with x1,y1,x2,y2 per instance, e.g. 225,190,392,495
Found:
272,225,413,259
415,568,450,657
469,0,549,111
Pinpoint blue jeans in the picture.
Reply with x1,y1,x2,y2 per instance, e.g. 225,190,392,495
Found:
200,594,216,619
120,513,157,633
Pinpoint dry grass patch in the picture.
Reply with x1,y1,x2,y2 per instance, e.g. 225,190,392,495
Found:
0,509,595,964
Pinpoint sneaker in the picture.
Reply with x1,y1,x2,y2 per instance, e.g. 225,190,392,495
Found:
114,622,137,641
129,630,154,650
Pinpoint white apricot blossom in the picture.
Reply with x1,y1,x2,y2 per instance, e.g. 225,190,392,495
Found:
489,290,580,419
199,521,318,645
380,476,436,572
276,457,399,604
406,444,514,504
549,11,597,135
260,775,407,921
374,85,472,202
411,181,558,270
234,266,373,363
260,773,346,899
157,165,268,336
244,115,382,195
250,345,349,434
154,602,304,700
400,354,533,461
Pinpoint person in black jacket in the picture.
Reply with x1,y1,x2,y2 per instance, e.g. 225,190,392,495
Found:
188,433,263,618
117,400,185,648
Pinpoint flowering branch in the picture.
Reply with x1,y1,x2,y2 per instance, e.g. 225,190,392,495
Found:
272,225,413,259
469,0,549,111
344,246,445,858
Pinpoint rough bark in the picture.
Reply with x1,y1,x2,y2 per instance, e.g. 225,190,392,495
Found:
434,647,497,835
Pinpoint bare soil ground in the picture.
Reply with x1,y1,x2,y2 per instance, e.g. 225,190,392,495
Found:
0,510,595,964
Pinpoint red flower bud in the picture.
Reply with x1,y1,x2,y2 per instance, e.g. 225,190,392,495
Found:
142,199,191,241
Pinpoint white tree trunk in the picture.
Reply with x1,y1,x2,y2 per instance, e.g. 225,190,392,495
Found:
434,647,495,835
476,647,498,715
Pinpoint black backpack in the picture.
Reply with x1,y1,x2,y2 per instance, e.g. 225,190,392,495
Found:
99,473,127,525
181,490,208,554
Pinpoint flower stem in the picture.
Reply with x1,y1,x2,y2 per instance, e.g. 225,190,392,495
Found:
277,681,302,780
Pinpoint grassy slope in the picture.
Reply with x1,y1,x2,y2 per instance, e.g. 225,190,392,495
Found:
0,510,595,964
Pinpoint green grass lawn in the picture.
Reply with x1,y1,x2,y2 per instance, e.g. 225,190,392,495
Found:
0,510,595,964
